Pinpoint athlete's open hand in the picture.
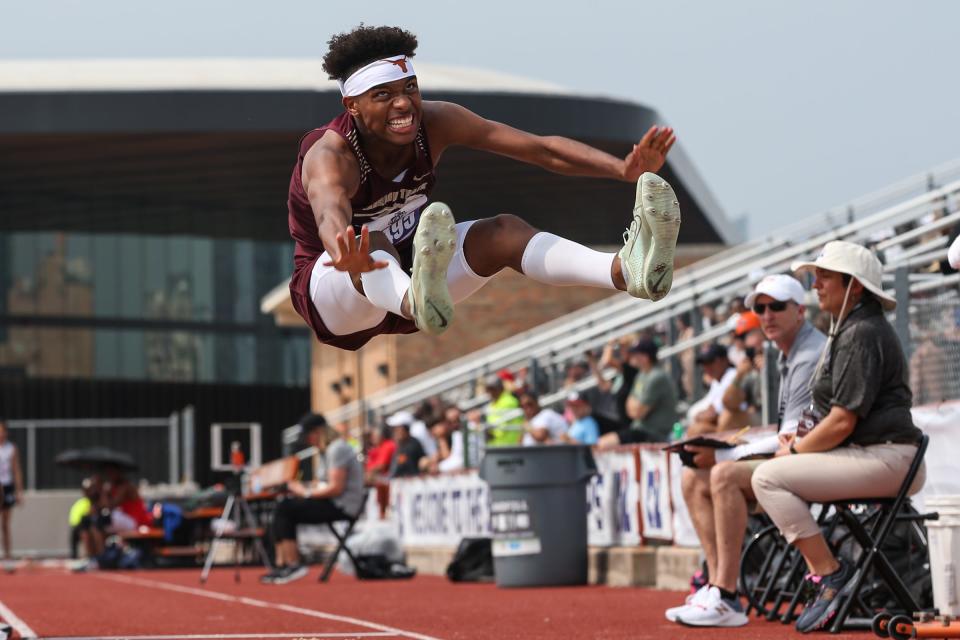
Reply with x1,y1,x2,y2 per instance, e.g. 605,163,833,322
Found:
323,224,390,275
622,125,676,181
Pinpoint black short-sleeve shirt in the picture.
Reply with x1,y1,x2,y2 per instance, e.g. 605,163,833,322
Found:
812,298,922,446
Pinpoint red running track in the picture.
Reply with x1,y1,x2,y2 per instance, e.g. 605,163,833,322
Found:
0,565,868,639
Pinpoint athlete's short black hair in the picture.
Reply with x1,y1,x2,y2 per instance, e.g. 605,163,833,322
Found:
322,24,418,81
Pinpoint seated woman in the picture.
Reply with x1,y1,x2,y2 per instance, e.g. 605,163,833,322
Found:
262,418,364,584
751,240,925,633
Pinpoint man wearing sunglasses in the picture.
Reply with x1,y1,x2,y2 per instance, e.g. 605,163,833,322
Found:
669,274,826,627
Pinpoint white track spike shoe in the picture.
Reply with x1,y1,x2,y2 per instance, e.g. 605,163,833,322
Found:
408,202,457,335
618,208,651,300
636,172,681,301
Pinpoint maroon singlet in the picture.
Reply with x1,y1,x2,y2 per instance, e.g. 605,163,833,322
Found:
287,112,438,351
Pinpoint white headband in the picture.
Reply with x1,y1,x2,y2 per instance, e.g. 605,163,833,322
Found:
338,55,416,97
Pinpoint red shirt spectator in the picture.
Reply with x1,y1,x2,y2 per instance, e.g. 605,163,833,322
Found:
365,427,396,477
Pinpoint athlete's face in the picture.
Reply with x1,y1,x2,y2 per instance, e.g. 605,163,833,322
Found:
345,76,422,145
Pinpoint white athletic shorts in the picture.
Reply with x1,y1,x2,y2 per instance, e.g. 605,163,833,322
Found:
309,220,488,336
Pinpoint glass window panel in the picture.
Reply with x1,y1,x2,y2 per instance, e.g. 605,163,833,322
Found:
92,235,120,317
94,328,120,378
234,334,256,384
65,233,95,318
9,232,38,314
119,329,145,379
167,236,191,321
197,332,215,383
233,240,254,323
143,236,166,319
118,235,144,318
191,238,213,321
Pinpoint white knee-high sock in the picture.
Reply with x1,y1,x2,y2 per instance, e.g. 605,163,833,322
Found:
520,232,617,289
360,251,410,317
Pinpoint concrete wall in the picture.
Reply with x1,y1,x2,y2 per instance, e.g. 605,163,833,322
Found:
7,490,79,557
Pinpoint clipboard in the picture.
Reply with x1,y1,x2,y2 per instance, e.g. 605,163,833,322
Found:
662,436,736,453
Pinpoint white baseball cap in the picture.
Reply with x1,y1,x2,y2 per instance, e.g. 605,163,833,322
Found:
791,240,896,311
385,410,415,427
744,274,807,309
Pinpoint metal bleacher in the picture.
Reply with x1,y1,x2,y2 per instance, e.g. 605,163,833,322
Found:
326,158,960,425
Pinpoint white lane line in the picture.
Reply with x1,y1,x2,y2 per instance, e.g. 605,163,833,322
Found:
94,574,443,640
0,598,39,639
44,633,395,639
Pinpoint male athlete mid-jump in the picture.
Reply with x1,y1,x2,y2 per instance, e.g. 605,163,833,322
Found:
287,25,681,351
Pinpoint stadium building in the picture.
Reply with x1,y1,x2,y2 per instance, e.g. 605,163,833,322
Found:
0,58,734,486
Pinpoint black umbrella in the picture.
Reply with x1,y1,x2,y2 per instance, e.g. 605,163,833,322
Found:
55,447,139,472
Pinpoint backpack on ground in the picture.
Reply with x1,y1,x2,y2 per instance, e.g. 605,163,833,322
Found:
445,537,494,583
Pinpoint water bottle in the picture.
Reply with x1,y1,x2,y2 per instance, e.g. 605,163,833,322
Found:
671,422,685,442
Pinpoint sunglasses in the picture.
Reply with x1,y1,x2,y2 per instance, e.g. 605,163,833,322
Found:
753,301,789,314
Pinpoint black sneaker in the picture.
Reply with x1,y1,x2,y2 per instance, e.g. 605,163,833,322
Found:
259,566,286,584
273,564,308,584
795,559,855,633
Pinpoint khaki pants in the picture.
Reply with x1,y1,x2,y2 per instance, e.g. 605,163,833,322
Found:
751,443,925,543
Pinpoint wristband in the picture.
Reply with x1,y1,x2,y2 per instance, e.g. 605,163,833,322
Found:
789,442,798,455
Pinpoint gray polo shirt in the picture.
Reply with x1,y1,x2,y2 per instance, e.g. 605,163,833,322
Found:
777,320,828,430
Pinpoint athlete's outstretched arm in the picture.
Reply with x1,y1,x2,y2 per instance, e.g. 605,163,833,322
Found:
425,101,675,182
302,139,388,275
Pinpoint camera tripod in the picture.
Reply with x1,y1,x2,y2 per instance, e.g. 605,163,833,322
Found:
200,475,272,583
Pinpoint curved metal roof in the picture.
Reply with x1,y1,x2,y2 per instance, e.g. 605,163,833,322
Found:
0,58,569,94
0,58,736,245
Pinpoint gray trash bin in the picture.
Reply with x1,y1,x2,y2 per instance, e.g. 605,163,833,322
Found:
478,444,597,587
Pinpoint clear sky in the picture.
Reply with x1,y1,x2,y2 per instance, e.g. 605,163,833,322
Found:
2,0,958,238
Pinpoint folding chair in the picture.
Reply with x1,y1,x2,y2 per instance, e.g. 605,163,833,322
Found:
318,491,369,582
825,434,935,633
741,435,935,629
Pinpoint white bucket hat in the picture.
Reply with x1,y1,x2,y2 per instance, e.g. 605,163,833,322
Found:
791,240,896,311
744,274,807,309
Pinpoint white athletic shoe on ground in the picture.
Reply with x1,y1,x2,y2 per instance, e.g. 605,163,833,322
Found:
408,202,457,335
665,584,710,622
635,172,681,301
675,585,749,627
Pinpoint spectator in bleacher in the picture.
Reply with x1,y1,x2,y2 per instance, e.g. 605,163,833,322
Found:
263,418,364,584
364,425,396,483
562,359,589,389
519,393,569,445
333,421,361,451
726,310,760,367
699,303,718,330
675,313,696,400
948,229,960,271
751,242,925,633
0,419,23,560
437,406,467,472
496,368,517,393
670,274,826,627
411,402,439,459
598,338,678,448
686,344,736,436
483,375,524,447
561,392,599,445
720,311,765,430
386,413,426,478
421,417,455,473
585,339,638,431
909,315,952,406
